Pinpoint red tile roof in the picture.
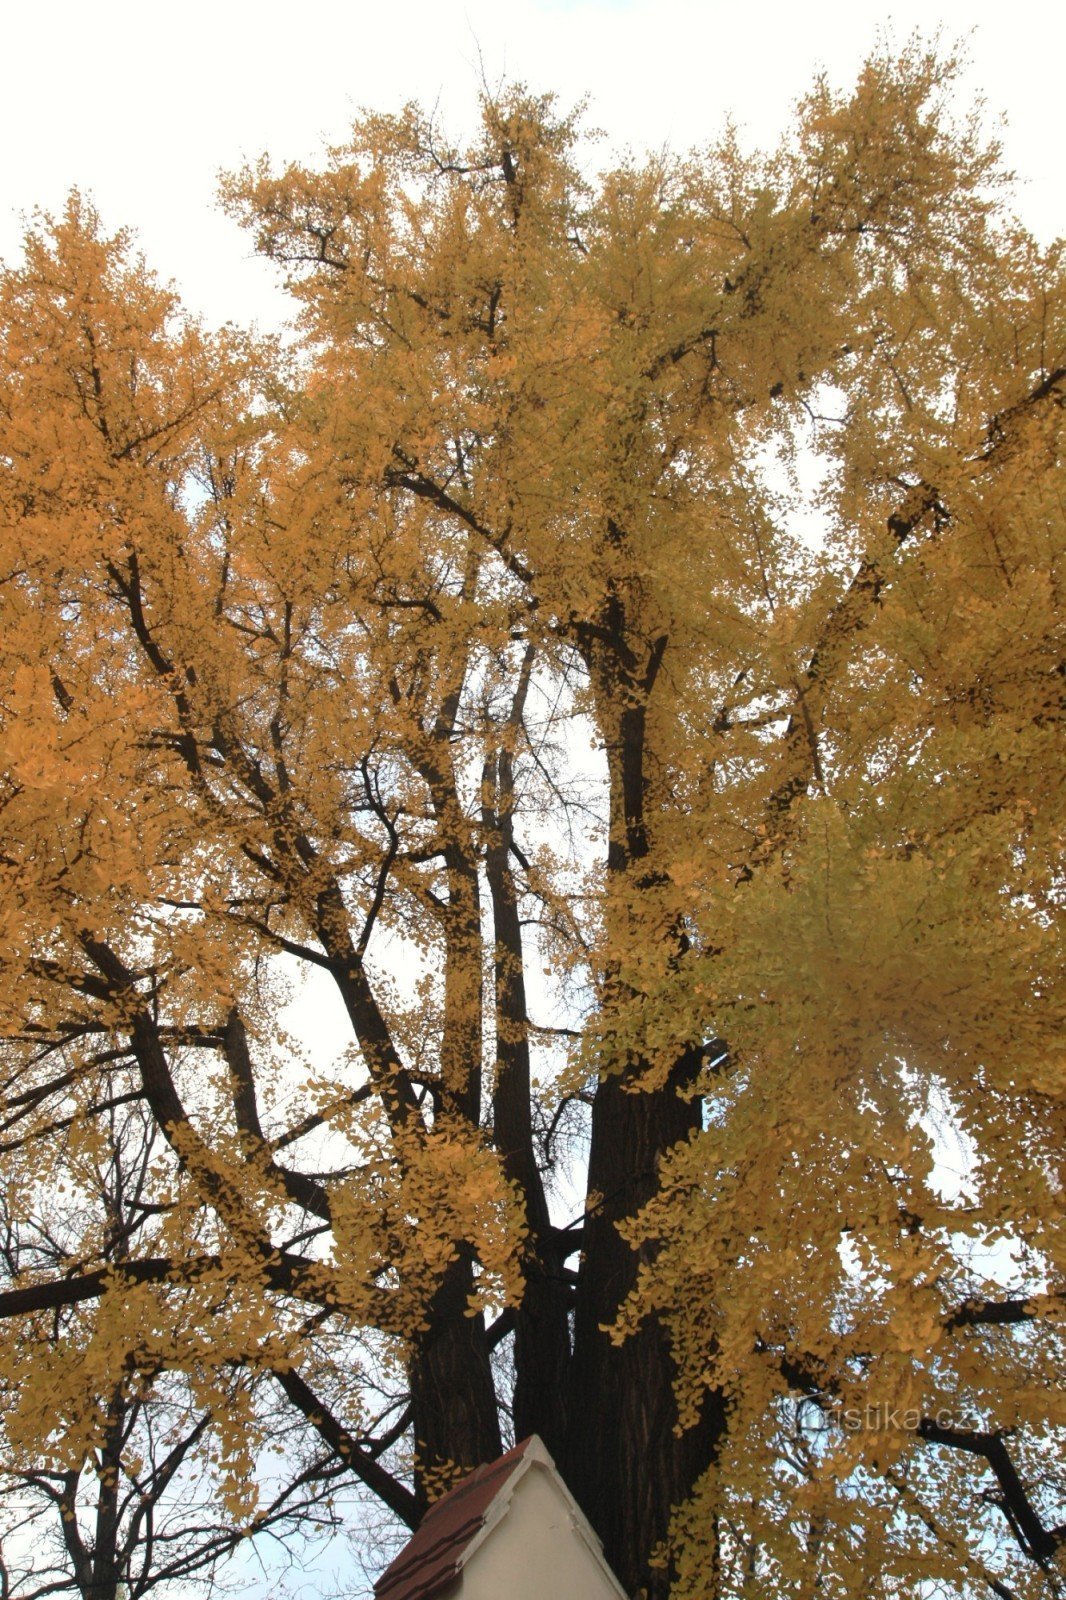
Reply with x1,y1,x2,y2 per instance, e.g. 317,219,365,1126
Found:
373,1438,536,1600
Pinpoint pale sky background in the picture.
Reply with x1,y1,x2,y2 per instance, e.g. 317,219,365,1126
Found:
1,0,1061,333
2,3,1060,1594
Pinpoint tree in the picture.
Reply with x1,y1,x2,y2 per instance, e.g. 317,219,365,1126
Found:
0,1098,349,1600
1,45,1063,1600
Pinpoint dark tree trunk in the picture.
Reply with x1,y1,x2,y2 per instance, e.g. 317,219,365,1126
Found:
409,1255,502,1510
565,1067,716,1595
560,648,723,1595
410,826,501,1505
86,1390,124,1600
407,614,723,1586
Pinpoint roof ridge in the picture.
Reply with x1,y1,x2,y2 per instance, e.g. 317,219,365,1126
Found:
373,1438,538,1600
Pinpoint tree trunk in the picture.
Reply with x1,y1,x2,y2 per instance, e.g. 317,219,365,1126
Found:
562,661,722,1595
484,765,572,1460
566,1068,717,1595
410,1256,502,1509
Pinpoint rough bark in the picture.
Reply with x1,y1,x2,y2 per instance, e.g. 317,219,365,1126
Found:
560,652,723,1595
409,1258,502,1510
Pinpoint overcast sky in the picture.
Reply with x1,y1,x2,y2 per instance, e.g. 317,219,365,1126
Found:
2,0,1062,331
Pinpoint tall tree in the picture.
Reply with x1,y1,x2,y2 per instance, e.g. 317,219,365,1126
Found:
1,48,1063,1599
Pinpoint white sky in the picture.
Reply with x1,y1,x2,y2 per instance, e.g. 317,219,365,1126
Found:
2,0,1061,330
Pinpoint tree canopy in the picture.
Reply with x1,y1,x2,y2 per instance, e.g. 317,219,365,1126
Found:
0,45,1063,1600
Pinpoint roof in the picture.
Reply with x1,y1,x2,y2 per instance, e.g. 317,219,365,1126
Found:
374,1437,538,1600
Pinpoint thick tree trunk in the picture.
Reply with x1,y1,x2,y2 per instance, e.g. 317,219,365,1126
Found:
562,659,722,1595
565,1069,715,1596
409,1255,502,1510
411,826,501,1503
412,626,722,1579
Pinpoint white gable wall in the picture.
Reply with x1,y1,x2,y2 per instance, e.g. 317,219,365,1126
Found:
459,1465,627,1600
